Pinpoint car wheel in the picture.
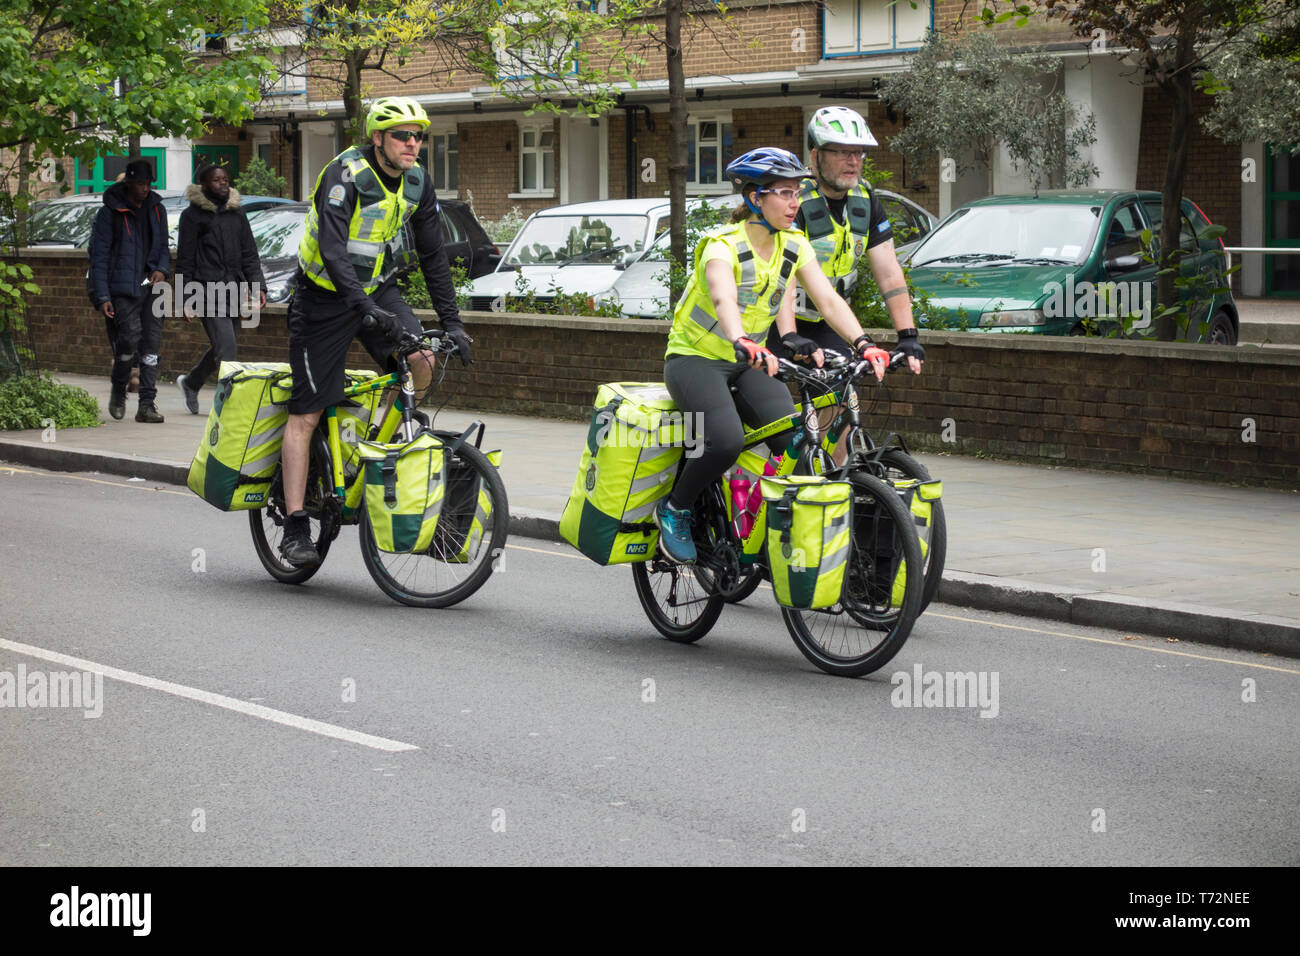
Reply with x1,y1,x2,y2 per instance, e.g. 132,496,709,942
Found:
1206,310,1237,346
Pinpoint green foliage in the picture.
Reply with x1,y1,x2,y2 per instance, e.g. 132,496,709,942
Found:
1124,225,1240,341
882,28,1098,192
0,373,100,429
473,203,530,244
233,157,290,198
0,1,272,166
494,270,625,318
399,261,471,311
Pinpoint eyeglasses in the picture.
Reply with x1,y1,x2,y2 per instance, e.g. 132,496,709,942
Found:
758,187,800,202
821,147,866,160
387,130,425,143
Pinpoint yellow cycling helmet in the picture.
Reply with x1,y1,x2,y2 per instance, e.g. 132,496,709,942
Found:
365,96,430,137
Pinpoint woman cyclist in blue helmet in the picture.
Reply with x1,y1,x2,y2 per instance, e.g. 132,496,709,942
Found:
655,146,889,564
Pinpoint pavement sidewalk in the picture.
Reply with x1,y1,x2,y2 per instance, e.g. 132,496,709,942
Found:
3,372,1298,656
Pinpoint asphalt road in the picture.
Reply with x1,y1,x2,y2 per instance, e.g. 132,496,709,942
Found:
2,464,1297,866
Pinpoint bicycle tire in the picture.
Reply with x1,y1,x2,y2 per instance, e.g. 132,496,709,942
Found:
721,566,764,604
632,558,725,643
358,442,508,608
781,470,923,677
249,438,334,585
873,449,946,614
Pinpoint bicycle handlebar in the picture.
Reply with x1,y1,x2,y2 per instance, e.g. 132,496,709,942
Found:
359,315,456,356
776,348,906,386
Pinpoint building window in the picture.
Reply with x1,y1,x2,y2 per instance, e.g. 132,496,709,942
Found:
263,48,307,96
823,0,932,57
425,131,458,193
687,116,735,192
519,123,555,194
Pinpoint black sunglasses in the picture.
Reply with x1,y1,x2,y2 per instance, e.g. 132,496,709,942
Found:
387,130,425,143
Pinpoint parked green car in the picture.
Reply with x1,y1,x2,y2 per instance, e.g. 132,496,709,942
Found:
904,190,1238,344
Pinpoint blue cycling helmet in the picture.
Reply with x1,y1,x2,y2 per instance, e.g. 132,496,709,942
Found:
725,147,813,190
725,147,813,232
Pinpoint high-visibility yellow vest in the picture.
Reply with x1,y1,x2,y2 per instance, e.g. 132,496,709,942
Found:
665,221,814,361
797,179,874,321
297,146,424,294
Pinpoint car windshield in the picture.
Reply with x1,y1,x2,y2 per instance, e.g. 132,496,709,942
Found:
25,201,100,246
248,207,306,259
912,204,1099,267
504,214,648,267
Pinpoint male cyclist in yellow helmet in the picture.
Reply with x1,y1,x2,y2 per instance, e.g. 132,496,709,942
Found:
279,95,473,568
768,106,924,375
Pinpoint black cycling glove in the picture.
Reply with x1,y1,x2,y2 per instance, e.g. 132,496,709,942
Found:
780,332,820,361
366,306,405,341
444,326,474,366
895,328,925,363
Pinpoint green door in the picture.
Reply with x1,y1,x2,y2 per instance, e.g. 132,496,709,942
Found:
1264,145,1300,297
193,146,239,182
74,148,167,193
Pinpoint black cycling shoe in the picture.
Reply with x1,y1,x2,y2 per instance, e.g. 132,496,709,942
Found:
279,511,320,568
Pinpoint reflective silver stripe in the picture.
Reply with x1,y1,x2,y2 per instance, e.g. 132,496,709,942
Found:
684,303,731,348
303,351,318,395
820,538,849,576
624,499,660,524
630,465,675,495
255,400,285,421
347,238,381,259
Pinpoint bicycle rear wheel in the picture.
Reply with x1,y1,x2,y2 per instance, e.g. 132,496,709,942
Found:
249,438,335,584
632,558,724,643
873,449,946,613
359,442,508,607
781,470,923,677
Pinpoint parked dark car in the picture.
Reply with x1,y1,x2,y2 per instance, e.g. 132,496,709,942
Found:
246,198,500,303
904,190,1238,344
19,191,293,248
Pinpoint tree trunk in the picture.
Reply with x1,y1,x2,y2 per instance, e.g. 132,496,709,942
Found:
346,51,364,145
1154,8,1203,341
666,0,688,302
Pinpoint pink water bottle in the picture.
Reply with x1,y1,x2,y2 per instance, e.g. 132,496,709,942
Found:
730,475,755,538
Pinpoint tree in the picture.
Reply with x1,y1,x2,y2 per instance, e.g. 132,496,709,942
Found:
881,28,1099,194
0,0,273,374
1039,0,1291,339
258,0,654,143
1201,4,1300,152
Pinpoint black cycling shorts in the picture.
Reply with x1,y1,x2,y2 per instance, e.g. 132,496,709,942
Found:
286,279,423,415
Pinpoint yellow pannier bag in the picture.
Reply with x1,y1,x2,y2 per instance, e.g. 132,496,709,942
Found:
357,431,446,553
559,382,693,565
761,475,853,609
187,362,291,511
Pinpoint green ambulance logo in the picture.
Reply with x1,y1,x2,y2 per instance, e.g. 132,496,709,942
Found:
209,421,221,447
585,462,597,492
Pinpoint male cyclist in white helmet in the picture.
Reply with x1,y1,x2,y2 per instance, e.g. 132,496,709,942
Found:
768,106,924,376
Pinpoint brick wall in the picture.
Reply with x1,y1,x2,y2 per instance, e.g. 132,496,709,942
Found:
17,249,1299,486
1136,86,1241,244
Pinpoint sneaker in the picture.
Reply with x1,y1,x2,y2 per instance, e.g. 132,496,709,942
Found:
127,367,140,393
177,374,199,415
654,499,697,564
108,389,126,421
279,512,320,568
135,403,165,423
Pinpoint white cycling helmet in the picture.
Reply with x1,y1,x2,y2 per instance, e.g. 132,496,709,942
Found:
807,106,878,150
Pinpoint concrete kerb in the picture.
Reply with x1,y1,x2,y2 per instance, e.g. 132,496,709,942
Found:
4,437,1299,659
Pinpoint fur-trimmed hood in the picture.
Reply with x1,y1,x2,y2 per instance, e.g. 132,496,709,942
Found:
185,182,243,212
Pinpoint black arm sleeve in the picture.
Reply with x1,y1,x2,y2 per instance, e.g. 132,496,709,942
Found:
312,160,373,313
409,176,463,331
175,208,197,281
238,213,265,286
865,194,894,250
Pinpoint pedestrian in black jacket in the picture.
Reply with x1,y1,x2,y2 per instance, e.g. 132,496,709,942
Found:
175,163,267,414
88,159,170,422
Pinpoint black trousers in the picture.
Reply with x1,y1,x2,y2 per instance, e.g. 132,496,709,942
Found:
663,354,796,510
106,292,162,403
185,314,240,389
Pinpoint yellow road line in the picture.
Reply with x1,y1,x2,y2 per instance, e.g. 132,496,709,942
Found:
3,465,192,496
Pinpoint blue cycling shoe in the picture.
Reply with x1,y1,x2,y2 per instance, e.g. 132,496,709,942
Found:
654,499,697,564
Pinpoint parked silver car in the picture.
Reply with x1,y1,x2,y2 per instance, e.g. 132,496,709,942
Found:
594,188,937,318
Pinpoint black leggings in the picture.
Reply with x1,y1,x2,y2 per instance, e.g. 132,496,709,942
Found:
664,354,796,510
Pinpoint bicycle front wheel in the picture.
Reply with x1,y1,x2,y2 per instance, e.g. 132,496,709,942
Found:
633,558,725,643
873,450,946,613
359,442,508,607
781,470,923,677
